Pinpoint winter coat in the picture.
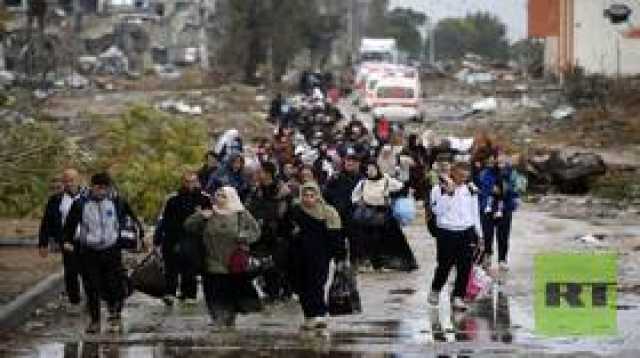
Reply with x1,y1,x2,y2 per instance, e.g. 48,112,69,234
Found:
184,210,260,274
477,166,520,213
352,175,404,207
323,171,362,220
63,196,120,250
159,189,212,248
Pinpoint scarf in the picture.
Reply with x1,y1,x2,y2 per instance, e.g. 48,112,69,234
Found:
213,186,245,216
296,182,341,230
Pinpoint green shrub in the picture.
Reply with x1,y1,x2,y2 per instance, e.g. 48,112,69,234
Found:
94,106,208,221
0,123,69,217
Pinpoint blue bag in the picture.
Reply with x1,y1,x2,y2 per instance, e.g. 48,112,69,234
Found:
392,196,416,226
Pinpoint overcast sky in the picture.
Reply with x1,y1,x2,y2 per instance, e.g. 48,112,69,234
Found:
389,0,528,42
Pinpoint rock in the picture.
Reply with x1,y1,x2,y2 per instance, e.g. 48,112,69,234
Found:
157,99,203,116
576,234,607,247
551,105,576,120
0,70,16,87
65,73,90,89
155,64,181,80
465,72,495,85
471,97,497,113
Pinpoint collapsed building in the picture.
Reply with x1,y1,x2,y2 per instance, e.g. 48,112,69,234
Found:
1,0,222,80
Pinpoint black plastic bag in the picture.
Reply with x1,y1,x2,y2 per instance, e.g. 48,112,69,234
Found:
130,250,166,298
328,264,362,316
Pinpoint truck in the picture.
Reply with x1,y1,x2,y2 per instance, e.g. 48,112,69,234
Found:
359,38,398,64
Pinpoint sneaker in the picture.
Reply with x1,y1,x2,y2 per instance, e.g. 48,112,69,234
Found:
301,318,315,331
183,298,198,306
85,321,101,334
427,291,440,306
107,318,123,333
451,297,469,312
499,261,509,272
482,254,492,270
162,295,174,307
301,317,327,330
312,317,327,329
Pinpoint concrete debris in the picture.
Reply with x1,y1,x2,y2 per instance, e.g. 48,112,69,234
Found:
551,105,576,120
65,73,90,89
0,71,16,87
33,90,51,100
526,150,607,193
0,109,35,125
155,65,181,80
471,97,498,113
77,56,99,74
97,46,129,75
576,234,607,246
157,99,203,116
465,72,495,85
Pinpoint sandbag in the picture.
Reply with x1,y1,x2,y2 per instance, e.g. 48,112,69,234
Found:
130,251,166,298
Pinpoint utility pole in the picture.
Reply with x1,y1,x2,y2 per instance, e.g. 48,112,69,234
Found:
429,18,435,65
199,0,209,71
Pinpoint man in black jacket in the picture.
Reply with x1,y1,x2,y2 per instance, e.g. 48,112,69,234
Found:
156,171,212,306
38,168,85,308
323,154,362,266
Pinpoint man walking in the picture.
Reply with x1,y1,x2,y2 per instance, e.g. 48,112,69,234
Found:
38,168,86,311
156,171,212,306
63,173,127,333
428,163,483,311
324,154,362,266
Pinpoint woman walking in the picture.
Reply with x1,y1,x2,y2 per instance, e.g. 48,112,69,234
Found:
184,186,261,329
351,162,418,272
284,182,346,330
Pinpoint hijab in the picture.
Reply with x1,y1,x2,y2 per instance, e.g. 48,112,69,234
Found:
297,182,341,230
213,186,245,216
377,145,396,177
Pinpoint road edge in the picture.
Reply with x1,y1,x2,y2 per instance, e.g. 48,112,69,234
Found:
0,270,64,329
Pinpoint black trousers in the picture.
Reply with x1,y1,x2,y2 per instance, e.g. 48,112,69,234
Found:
163,244,198,299
78,246,125,322
202,274,261,323
430,228,475,299
481,212,513,262
62,248,82,304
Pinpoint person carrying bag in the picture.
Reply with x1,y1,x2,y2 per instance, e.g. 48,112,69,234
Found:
184,186,262,329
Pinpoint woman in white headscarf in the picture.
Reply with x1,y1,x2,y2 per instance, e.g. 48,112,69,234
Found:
185,186,260,329
377,144,397,178
214,129,243,163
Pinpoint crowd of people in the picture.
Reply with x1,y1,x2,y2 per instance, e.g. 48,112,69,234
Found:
37,81,524,333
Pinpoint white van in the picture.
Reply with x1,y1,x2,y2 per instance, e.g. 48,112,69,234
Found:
371,77,423,122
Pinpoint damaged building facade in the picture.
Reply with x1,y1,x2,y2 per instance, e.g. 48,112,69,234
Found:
1,0,221,77
529,0,640,78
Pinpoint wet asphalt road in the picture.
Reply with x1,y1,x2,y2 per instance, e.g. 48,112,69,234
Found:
2,204,640,357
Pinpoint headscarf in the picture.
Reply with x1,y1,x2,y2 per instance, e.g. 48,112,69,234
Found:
377,145,396,177
213,186,245,216
297,182,341,230
214,129,240,156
